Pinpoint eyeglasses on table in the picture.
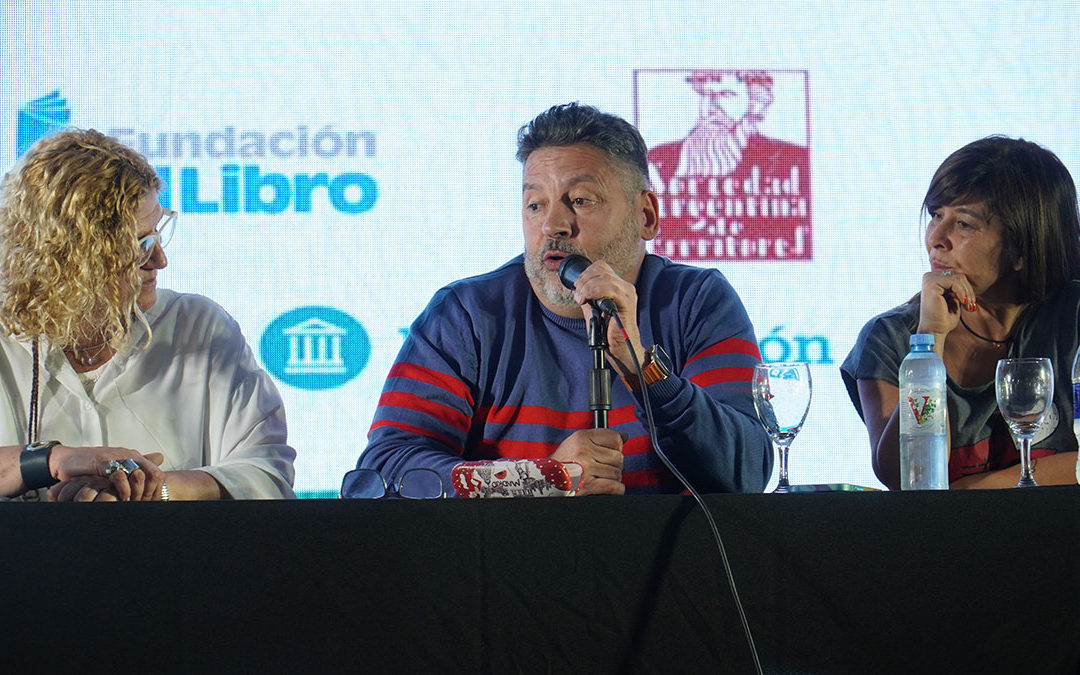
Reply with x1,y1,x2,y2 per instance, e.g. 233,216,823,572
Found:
339,467,445,499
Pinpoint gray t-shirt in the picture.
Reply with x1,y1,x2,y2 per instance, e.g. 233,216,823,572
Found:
841,281,1080,480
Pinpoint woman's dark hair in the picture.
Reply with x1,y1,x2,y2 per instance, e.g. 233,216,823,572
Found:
924,136,1080,303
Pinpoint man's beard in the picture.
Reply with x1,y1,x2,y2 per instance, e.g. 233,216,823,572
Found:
675,107,757,178
524,218,643,311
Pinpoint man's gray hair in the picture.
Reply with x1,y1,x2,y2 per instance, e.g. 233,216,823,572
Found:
516,102,649,192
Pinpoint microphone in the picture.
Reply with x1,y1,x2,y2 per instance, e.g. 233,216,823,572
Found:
558,254,614,428
557,255,619,316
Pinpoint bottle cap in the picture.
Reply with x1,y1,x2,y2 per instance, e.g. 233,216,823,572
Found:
909,333,935,347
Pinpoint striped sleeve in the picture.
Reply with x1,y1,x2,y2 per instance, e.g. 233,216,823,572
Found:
633,264,773,494
685,336,761,390
360,288,479,486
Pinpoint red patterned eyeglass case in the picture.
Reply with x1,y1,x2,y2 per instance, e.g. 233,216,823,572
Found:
451,458,583,498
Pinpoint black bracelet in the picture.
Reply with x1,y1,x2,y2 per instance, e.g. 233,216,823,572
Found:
20,441,60,490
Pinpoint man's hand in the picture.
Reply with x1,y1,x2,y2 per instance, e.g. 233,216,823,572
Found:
571,260,646,381
550,428,625,495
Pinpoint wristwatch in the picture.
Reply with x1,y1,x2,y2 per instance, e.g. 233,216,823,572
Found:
20,440,61,490
640,345,673,387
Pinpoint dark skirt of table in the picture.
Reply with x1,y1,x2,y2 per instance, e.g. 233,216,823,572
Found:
2,487,1078,673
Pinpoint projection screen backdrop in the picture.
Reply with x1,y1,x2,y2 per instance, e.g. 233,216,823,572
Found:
2,1,1078,495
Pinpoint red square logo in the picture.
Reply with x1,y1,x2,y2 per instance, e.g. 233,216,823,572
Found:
635,69,812,261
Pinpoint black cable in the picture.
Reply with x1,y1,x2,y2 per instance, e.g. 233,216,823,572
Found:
606,311,763,675
28,339,40,443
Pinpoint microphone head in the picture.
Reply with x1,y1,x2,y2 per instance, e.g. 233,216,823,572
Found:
557,254,592,291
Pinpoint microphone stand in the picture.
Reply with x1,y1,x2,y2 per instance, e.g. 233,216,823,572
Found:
588,311,612,429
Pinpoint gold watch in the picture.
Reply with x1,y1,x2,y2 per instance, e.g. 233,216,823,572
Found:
640,345,673,387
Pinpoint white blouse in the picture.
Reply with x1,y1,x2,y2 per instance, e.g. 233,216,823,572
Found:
0,289,296,499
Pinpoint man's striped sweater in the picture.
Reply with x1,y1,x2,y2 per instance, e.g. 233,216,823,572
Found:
361,254,773,495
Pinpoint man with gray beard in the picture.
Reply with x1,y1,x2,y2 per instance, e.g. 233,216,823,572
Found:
649,70,791,184
359,103,771,497
646,71,811,260
672,71,772,178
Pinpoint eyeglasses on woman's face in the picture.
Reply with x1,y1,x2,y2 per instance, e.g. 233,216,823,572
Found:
137,208,176,266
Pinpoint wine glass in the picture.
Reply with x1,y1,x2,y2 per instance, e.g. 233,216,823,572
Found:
753,363,812,493
995,357,1054,488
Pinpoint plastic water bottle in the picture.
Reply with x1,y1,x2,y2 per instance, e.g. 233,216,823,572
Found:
898,334,948,490
1072,348,1080,484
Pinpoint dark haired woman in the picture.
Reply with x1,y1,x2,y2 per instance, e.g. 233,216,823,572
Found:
842,136,1080,489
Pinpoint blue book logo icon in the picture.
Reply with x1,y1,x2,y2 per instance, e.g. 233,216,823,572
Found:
17,90,71,158
260,307,371,390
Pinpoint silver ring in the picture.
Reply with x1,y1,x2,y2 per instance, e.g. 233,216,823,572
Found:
941,269,952,277
103,460,123,476
119,458,139,474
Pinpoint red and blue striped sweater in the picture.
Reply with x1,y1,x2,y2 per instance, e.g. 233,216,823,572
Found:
361,254,772,494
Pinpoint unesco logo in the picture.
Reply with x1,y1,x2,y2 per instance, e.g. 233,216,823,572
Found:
17,90,70,158
260,307,370,390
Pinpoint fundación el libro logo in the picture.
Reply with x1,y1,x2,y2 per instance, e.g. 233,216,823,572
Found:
260,307,370,390
13,91,380,217
17,90,71,158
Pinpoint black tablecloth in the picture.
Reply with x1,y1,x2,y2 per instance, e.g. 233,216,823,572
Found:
3,488,1078,673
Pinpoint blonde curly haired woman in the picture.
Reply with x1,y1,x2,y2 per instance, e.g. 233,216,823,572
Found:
0,129,295,501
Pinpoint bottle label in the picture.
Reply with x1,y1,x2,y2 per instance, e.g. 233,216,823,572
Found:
906,394,940,427
1072,383,1080,442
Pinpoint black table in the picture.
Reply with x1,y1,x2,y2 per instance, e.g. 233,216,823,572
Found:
3,488,1079,673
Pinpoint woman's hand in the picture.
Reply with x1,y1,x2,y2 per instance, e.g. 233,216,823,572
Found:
47,475,120,502
918,269,977,339
47,446,166,501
